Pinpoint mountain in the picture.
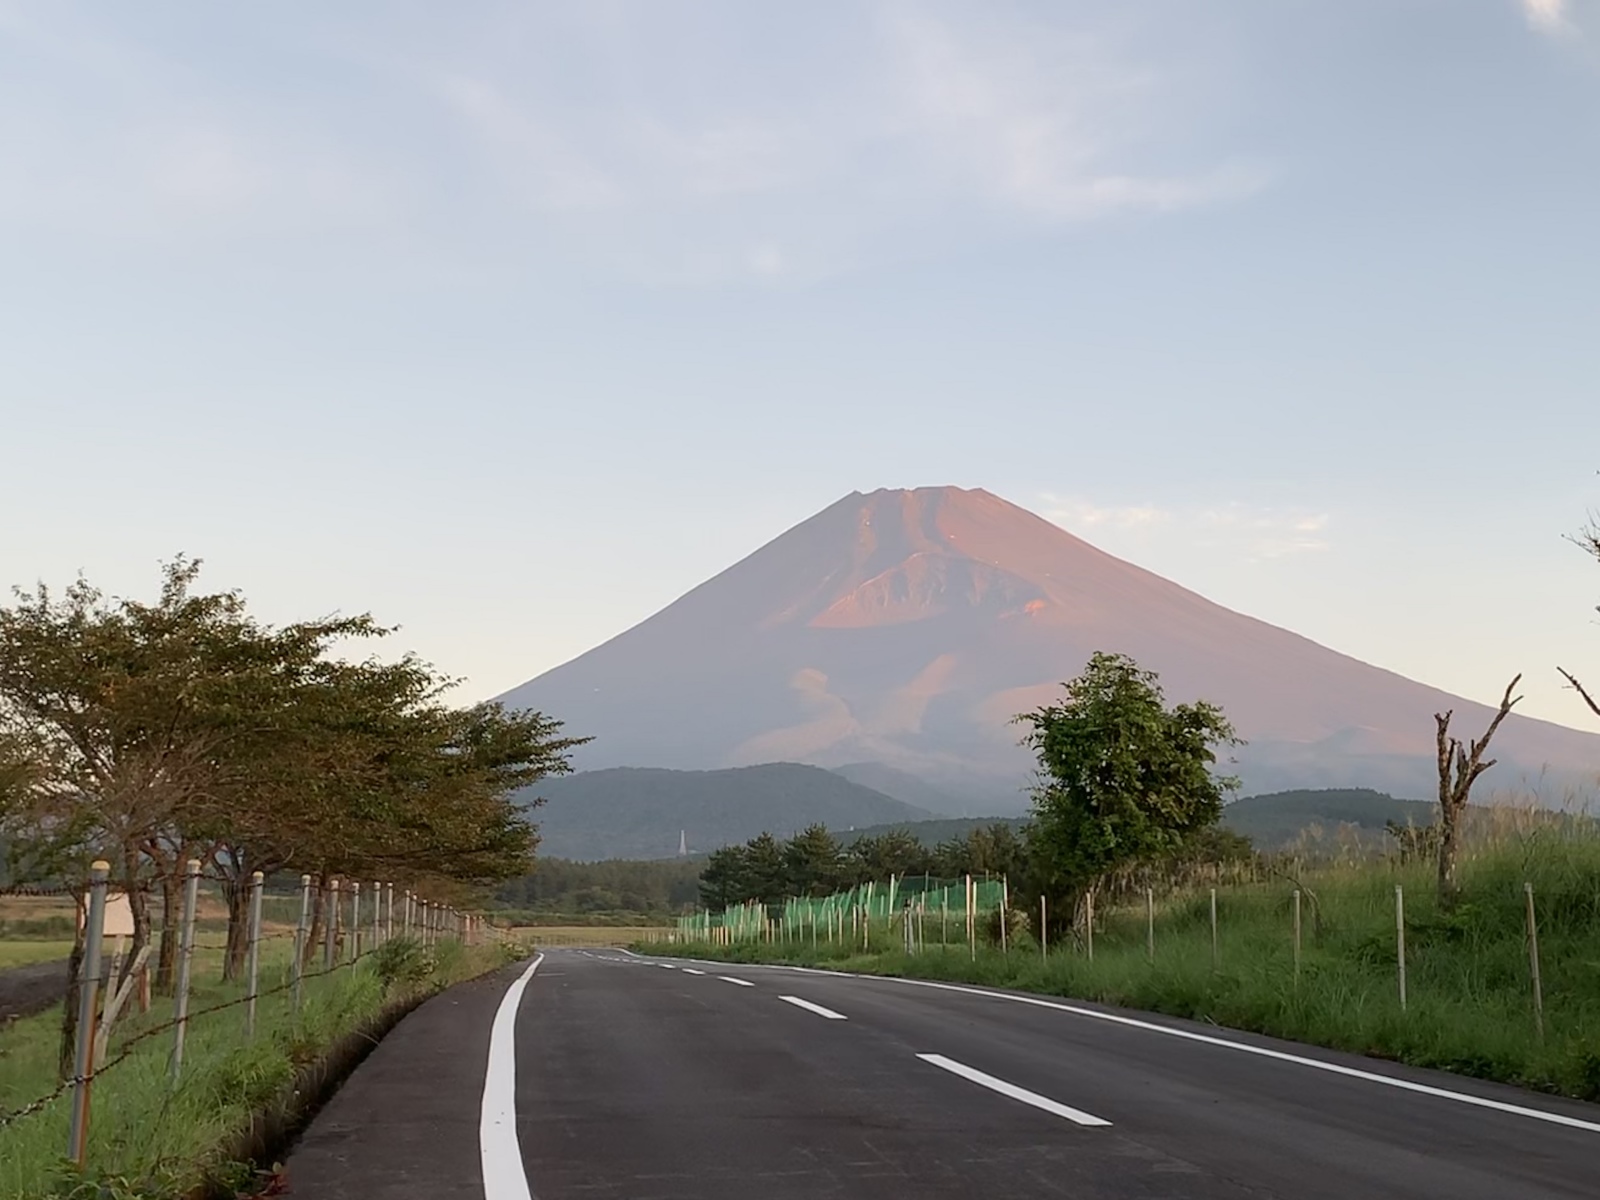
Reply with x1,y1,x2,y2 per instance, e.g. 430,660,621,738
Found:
829,762,975,816
522,763,935,861
501,486,1600,802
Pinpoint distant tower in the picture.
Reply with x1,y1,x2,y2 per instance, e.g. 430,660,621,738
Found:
678,829,688,857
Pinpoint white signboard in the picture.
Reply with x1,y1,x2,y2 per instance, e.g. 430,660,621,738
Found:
78,890,136,938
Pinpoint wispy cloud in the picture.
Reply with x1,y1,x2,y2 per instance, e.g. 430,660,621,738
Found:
1042,496,1331,562
1522,0,1572,35
0,3,1264,279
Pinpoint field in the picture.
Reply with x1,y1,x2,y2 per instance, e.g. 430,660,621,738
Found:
520,924,677,947
670,815,1600,1102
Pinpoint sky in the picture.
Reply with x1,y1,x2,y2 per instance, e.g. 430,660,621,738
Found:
2,0,1598,731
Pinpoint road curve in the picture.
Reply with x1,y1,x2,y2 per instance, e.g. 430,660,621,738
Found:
284,948,1600,1198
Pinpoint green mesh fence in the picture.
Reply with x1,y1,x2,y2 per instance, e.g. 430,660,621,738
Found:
676,876,1006,943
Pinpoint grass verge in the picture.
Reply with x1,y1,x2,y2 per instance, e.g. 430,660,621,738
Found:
663,845,1600,1103
0,935,527,1200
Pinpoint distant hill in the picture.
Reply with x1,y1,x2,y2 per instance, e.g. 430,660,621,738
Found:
829,762,975,816
519,763,936,861
826,789,1438,855
1221,789,1434,848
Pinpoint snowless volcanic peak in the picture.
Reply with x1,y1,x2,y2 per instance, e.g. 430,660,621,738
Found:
498,486,1600,803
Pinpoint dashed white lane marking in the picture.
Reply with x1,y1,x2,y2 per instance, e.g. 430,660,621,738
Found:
779,995,848,1020
682,968,705,975
480,955,544,1200
657,963,677,969
918,1053,1111,1128
682,960,1600,1139
719,976,755,987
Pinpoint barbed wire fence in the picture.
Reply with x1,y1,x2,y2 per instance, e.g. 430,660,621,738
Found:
0,861,500,1170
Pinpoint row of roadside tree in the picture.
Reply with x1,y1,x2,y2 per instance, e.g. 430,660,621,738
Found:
0,558,585,1069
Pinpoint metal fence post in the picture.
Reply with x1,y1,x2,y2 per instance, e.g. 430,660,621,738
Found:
293,874,311,1012
245,871,264,1040
373,880,382,950
1395,884,1407,1011
1146,887,1155,964
1525,882,1544,1040
1210,888,1219,971
1292,889,1302,992
1085,889,1094,963
169,858,201,1082
351,882,361,963
1040,894,1047,960
68,859,110,1165
385,882,394,942
324,879,340,972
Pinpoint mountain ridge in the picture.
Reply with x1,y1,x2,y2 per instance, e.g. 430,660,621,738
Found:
502,486,1600,799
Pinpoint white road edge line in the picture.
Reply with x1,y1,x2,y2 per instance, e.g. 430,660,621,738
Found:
779,995,848,1020
671,960,1600,1137
918,1053,1111,1127
719,975,755,987
480,954,544,1200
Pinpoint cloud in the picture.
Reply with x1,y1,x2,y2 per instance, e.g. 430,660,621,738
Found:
1042,495,1331,562
1523,0,1571,34
880,8,1269,221
0,3,1264,278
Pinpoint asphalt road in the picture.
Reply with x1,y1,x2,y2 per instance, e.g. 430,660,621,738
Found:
284,949,1600,1199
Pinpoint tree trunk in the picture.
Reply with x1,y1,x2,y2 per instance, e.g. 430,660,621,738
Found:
119,848,151,996
303,872,329,969
57,901,88,1082
154,871,179,992
221,875,248,981
1437,798,1460,912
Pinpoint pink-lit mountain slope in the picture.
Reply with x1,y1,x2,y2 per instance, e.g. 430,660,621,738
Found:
499,487,1600,810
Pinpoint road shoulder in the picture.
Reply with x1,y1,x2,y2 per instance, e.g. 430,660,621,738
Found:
282,960,529,1200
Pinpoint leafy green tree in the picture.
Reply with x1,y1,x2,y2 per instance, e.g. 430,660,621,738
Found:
847,829,932,883
742,832,789,906
1017,651,1239,927
783,823,843,896
698,844,750,909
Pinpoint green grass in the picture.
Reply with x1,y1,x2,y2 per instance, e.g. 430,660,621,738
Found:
0,934,526,1200
668,834,1600,1102
0,940,73,969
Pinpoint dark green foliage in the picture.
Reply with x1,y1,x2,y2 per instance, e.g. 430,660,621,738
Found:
495,856,702,916
1222,788,1434,848
697,821,1030,908
515,763,935,860
783,824,844,897
1018,652,1239,899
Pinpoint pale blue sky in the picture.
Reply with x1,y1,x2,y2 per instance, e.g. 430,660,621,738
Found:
2,1,1598,730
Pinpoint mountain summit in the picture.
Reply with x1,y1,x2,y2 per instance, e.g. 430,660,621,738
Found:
500,486,1600,806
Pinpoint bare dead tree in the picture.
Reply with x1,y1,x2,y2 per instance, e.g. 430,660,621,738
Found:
1434,675,1522,910
1557,667,1600,723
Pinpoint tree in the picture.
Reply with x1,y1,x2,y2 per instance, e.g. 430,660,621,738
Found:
1433,677,1521,909
742,833,788,906
1016,652,1239,930
698,844,750,910
783,824,843,897
847,830,930,883
1558,506,1600,723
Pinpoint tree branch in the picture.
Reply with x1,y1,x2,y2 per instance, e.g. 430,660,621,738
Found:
1558,667,1600,721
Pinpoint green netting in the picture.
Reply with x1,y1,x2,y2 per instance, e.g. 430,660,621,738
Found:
676,876,1006,940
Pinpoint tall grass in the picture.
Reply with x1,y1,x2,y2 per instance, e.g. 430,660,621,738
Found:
675,820,1600,1101
0,935,524,1200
